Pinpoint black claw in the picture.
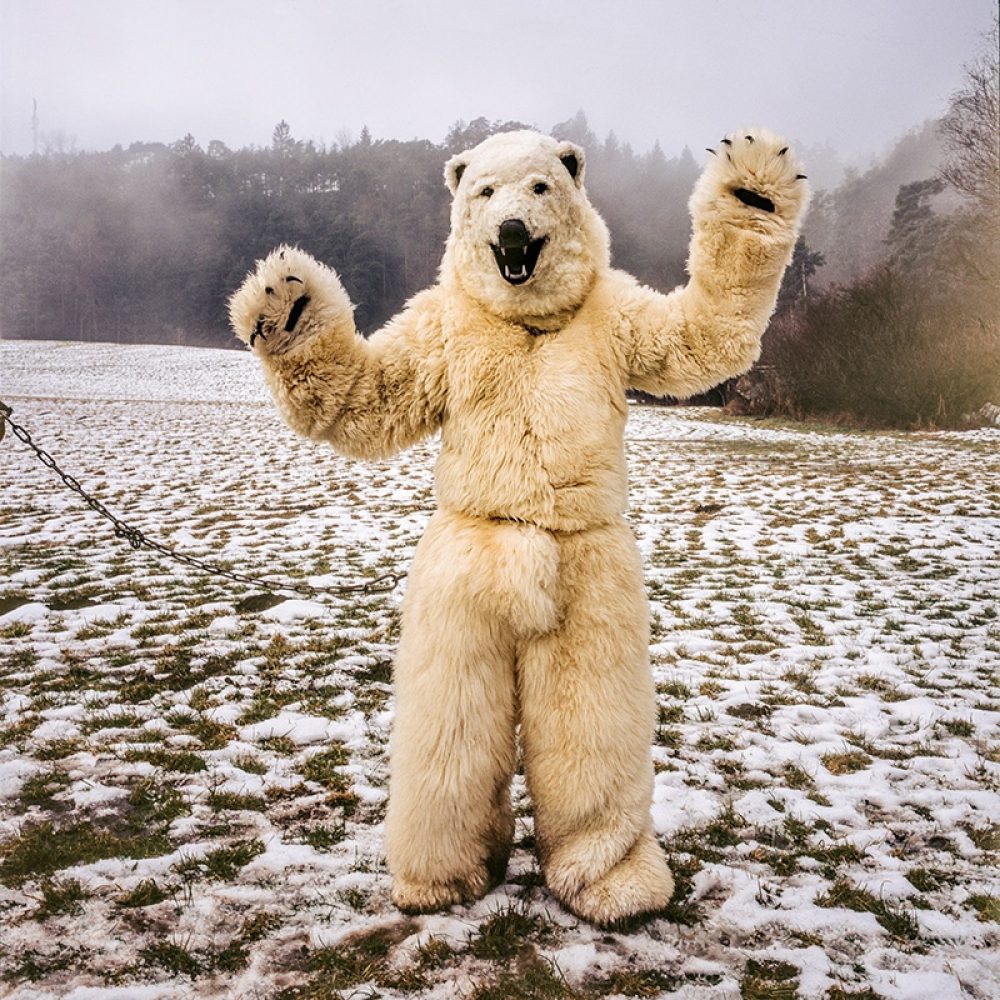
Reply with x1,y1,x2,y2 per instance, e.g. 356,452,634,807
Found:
726,153,732,163
721,138,732,146
706,147,716,155
265,286,274,295
284,294,310,332
746,135,754,143
286,275,303,284
250,318,267,347
279,250,285,260
733,187,775,213
778,146,788,156
796,173,808,180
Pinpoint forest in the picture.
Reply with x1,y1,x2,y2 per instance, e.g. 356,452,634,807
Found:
1,52,997,427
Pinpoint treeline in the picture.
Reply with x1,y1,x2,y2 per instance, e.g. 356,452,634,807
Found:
0,107,944,350
0,112,701,346
753,38,1000,427
2,88,996,427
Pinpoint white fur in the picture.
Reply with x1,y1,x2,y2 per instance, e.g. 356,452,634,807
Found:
229,128,808,926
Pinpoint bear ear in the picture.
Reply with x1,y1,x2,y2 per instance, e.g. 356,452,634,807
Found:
444,154,468,196
556,141,585,188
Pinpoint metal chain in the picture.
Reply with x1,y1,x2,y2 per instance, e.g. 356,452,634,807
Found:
0,400,402,596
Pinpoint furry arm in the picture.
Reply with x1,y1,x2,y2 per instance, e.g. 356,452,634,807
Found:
229,247,447,459
620,130,808,399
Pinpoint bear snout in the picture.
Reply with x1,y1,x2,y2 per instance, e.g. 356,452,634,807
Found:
497,218,531,248
491,218,546,286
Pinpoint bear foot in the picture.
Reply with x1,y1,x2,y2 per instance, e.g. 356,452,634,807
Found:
555,833,674,928
391,866,494,914
228,245,353,355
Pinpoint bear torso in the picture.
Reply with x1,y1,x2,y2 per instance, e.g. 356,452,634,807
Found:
434,274,631,533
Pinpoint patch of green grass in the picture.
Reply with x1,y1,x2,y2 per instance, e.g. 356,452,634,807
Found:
18,769,72,809
782,668,820,694
471,960,581,1000
781,763,813,789
123,747,207,773
0,820,170,887
816,879,920,940
233,753,268,775
941,718,975,738
967,823,1000,851
471,902,552,960
741,958,799,1000
257,735,297,754
826,988,886,999
415,937,454,970
172,838,265,883
84,711,146,733
1,776,185,886
212,912,283,972
337,886,370,911
141,940,202,978
117,878,170,907
278,919,423,998
967,894,1000,922
792,612,827,645
590,967,724,997
905,868,956,893
856,674,890,693
208,790,267,812
0,714,38,749
169,714,237,750
299,745,350,786
34,738,85,760
29,877,91,921
238,688,299,725
0,620,33,639
2,647,40,674
304,824,347,852
808,843,865,879
296,746,359,815
2,944,90,985
728,702,773,721
126,777,189,825
696,732,737,753
821,750,872,775
659,680,692,699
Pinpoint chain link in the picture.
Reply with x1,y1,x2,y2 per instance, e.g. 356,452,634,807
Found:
1,400,402,596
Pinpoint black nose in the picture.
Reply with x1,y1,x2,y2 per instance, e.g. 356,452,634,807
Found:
498,218,531,248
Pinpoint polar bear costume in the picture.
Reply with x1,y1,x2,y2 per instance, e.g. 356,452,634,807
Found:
230,129,807,926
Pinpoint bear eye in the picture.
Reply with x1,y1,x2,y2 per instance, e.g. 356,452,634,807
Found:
479,186,494,198
533,182,549,195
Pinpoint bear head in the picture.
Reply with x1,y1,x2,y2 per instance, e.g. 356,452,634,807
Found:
440,130,611,327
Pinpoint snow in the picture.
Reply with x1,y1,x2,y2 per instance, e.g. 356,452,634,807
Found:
1,341,999,999
262,598,330,622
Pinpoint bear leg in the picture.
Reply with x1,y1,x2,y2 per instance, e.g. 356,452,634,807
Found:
386,515,517,913
518,520,673,927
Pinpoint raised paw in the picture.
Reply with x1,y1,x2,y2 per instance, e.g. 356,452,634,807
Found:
228,245,353,355
696,128,809,229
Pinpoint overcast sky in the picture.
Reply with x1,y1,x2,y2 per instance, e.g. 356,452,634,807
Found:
1,0,995,163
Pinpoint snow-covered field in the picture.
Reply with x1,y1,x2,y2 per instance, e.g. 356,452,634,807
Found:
1,340,998,1000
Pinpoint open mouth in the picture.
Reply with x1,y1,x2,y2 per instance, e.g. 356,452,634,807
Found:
491,221,546,286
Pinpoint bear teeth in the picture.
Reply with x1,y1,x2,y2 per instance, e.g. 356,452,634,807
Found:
491,236,546,286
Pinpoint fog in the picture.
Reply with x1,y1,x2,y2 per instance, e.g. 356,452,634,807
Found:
1,0,995,161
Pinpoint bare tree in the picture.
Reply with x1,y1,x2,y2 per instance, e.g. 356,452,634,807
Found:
938,23,999,213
